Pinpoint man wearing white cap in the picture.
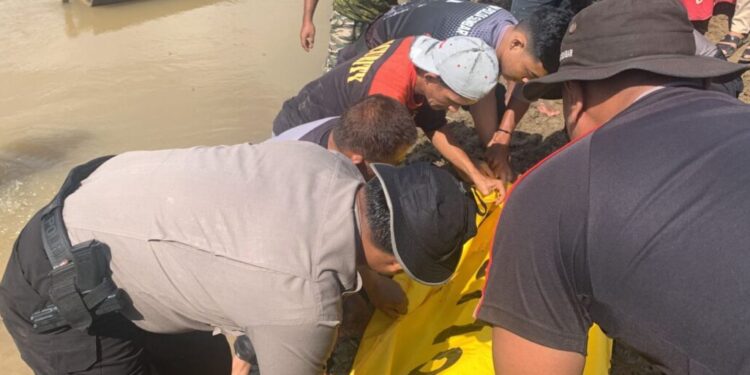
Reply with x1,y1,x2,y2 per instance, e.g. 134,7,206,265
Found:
273,35,506,199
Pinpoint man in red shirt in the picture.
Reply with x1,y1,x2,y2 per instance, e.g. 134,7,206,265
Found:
274,35,505,199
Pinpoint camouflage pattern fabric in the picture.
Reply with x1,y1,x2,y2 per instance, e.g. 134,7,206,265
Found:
324,10,367,72
332,0,398,23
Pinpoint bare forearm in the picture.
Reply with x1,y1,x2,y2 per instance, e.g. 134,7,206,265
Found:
302,0,319,23
492,327,585,375
491,97,530,146
504,96,530,131
469,91,500,145
429,128,483,180
357,265,379,292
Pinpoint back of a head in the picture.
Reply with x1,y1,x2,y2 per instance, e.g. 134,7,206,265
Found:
521,0,749,101
517,6,574,74
334,95,417,164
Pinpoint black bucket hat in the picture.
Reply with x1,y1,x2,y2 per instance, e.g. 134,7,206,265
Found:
524,0,750,101
370,163,477,285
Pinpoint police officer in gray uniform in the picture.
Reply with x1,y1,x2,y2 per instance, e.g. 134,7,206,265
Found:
0,141,477,374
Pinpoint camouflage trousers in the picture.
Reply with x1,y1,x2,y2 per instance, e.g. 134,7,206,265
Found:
324,10,367,72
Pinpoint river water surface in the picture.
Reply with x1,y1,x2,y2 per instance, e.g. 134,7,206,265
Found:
0,0,331,372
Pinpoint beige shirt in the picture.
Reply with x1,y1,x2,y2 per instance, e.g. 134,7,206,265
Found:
63,141,363,335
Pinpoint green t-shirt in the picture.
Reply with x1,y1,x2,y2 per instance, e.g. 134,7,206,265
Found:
332,0,398,23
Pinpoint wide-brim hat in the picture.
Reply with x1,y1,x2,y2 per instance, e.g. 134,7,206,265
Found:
523,0,749,101
370,163,477,285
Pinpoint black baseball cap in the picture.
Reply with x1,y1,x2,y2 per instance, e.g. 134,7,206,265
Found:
370,163,478,285
523,0,750,101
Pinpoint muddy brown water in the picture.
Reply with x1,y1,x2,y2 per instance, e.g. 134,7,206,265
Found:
0,0,333,372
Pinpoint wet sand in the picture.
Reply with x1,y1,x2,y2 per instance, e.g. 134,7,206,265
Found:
1,0,332,372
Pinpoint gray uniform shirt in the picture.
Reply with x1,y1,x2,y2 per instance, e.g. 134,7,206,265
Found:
62,142,364,337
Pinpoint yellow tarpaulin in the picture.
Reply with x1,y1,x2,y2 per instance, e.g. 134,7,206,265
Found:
351,199,612,374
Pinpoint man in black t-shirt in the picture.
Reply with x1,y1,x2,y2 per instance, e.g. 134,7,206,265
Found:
476,0,750,374
274,35,508,200
337,0,572,194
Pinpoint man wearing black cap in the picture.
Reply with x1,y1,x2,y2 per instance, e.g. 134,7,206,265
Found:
476,0,750,373
0,141,476,374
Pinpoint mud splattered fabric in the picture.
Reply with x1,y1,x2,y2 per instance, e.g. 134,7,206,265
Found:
332,0,398,23
275,36,447,136
325,10,368,71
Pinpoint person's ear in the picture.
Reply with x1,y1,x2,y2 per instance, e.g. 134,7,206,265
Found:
562,81,585,138
509,32,528,52
349,152,364,165
384,257,403,275
424,72,442,85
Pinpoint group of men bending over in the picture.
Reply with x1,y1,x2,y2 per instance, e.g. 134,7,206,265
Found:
2,0,750,374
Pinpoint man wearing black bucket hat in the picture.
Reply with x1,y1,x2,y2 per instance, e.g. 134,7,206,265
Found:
476,0,750,374
0,141,476,374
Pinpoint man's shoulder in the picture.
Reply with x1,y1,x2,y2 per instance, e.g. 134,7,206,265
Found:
505,132,593,217
595,86,749,141
96,142,356,183
620,85,744,118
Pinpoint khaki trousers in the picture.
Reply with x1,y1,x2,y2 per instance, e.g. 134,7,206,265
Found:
732,0,750,35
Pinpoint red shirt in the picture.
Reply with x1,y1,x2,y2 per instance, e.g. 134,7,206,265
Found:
273,36,446,135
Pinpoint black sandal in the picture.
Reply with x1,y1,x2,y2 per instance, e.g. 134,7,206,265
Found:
717,33,746,58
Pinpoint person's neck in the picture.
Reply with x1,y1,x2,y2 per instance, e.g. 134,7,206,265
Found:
495,25,516,61
413,71,428,97
353,186,367,267
327,131,339,152
585,84,662,127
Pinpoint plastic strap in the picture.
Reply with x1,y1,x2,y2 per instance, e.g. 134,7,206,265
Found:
82,278,117,309
48,264,93,331
40,155,115,269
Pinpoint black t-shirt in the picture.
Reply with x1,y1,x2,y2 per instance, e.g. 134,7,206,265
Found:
366,0,517,49
298,118,336,147
477,86,750,374
272,36,446,136
272,116,339,147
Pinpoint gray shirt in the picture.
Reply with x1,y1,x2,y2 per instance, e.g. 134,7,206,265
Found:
693,30,720,57
62,142,364,335
370,0,516,51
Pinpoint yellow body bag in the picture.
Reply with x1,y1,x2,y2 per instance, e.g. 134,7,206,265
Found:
351,199,612,374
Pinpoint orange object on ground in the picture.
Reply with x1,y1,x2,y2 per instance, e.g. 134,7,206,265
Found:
682,0,736,21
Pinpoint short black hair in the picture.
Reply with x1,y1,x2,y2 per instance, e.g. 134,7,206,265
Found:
516,6,574,74
570,0,599,13
333,95,417,164
364,178,393,254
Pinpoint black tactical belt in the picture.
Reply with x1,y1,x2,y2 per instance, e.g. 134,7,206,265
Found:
30,155,131,333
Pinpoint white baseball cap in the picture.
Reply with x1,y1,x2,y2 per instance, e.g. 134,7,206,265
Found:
409,35,499,101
